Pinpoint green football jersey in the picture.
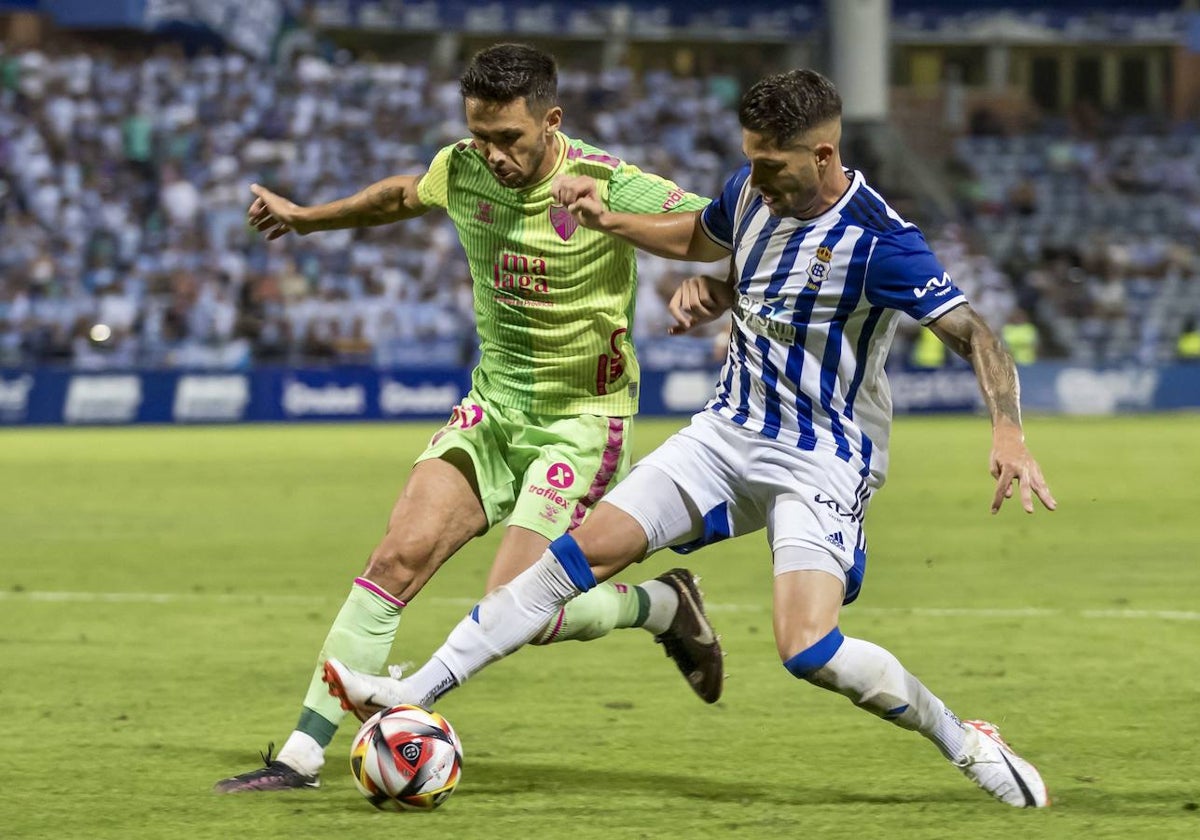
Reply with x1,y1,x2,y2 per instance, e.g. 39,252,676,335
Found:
416,132,709,417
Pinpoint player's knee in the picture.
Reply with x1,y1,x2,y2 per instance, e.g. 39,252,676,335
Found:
782,627,845,679
569,509,648,575
364,533,436,589
776,613,841,664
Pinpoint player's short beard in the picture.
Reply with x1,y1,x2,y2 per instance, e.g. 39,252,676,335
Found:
508,135,548,189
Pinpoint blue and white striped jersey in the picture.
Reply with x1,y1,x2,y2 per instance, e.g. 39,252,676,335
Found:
699,166,966,487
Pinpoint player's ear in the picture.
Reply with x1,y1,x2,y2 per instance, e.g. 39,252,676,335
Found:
814,142,836,169
543,105,563,136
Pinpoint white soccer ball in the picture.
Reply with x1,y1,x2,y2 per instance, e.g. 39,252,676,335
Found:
349,704,463,811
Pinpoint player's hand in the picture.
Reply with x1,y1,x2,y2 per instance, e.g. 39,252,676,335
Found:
247,183,311,240
668,275,734,335
989,426,1056,514
551,175,607,229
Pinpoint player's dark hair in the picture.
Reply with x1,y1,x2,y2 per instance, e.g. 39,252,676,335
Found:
738,69,842,147
460,43,558,114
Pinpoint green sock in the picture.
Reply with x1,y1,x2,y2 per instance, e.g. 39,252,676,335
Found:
534,582,650,644
296,578,403,746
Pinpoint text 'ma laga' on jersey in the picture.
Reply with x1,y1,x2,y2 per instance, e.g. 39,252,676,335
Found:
698,166,967,487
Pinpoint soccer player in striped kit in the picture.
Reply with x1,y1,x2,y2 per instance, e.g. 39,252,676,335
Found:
216,44,726,793
327,69,1057,807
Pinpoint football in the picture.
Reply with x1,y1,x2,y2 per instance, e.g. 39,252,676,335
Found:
349,704,463,811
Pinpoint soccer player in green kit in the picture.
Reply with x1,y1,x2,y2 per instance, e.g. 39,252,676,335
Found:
215,43,728,792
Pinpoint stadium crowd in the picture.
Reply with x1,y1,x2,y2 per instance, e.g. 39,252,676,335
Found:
1,41,1198,371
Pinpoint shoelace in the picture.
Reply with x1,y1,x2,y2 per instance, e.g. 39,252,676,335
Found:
258,741,277,767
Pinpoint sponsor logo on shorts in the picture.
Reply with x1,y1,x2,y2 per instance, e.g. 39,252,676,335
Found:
447,403,483,429
528,483,570,508
814,493,852,519
546,462,575,489
825,531,845,549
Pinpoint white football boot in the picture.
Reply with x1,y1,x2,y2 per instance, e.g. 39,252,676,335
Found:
322,658,420,722
955,719,1049,807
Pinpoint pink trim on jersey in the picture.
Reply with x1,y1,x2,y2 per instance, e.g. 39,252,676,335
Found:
353,577,407,609
568,417,625,531
532,607,567,645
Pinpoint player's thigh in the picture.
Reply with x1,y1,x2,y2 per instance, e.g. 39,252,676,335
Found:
506,413,632,542
568,500,653,578
383,452,488,562
772,568,846,661
414,393,520,531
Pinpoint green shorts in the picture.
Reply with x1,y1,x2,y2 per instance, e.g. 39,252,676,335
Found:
416,390,634,540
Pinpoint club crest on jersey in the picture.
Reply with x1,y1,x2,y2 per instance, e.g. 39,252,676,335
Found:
805,246,833,291
549,204,578,241
474,201,494,224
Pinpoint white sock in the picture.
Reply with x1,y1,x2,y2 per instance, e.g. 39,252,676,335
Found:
417,550,585,693
397,657,458,709
800,634,966,761
276,730,324,776
936,707,968,762
637,578,679,636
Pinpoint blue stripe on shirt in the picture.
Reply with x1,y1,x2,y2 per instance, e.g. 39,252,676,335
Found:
782,219,851,450
760,226,814,438
819,230,874,461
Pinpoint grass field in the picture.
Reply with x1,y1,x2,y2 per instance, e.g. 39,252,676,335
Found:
2,415,1198,840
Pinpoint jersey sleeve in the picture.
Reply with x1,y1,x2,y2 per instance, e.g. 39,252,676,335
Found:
605,162,710,215
415,144,455,209
864,227,966,323
698,164,749,250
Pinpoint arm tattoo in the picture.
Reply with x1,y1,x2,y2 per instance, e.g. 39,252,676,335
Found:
973,330,1022,429
932,305,1022,429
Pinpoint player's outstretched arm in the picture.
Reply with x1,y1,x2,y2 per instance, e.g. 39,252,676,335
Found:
551,175,728,262
929,303,1057,515
667,270,736,335
247,174,430,240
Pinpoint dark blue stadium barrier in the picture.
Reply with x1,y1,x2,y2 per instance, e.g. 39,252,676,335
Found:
1,364,1197,426
0,367,471,425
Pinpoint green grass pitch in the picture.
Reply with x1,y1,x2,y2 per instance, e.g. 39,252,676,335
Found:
2,415,1198,839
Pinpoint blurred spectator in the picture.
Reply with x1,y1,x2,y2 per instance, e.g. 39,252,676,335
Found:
1178,318,1200,362
1001,308,1038,366
909,328,947,370
2,39,1197,373
0,42,748,370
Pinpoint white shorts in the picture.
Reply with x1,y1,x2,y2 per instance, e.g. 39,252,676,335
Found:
604,410,872,603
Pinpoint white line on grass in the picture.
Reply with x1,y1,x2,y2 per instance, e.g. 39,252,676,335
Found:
1,590,1198,621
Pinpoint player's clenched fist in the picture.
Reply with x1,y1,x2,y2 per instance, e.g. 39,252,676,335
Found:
551,175,607,229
